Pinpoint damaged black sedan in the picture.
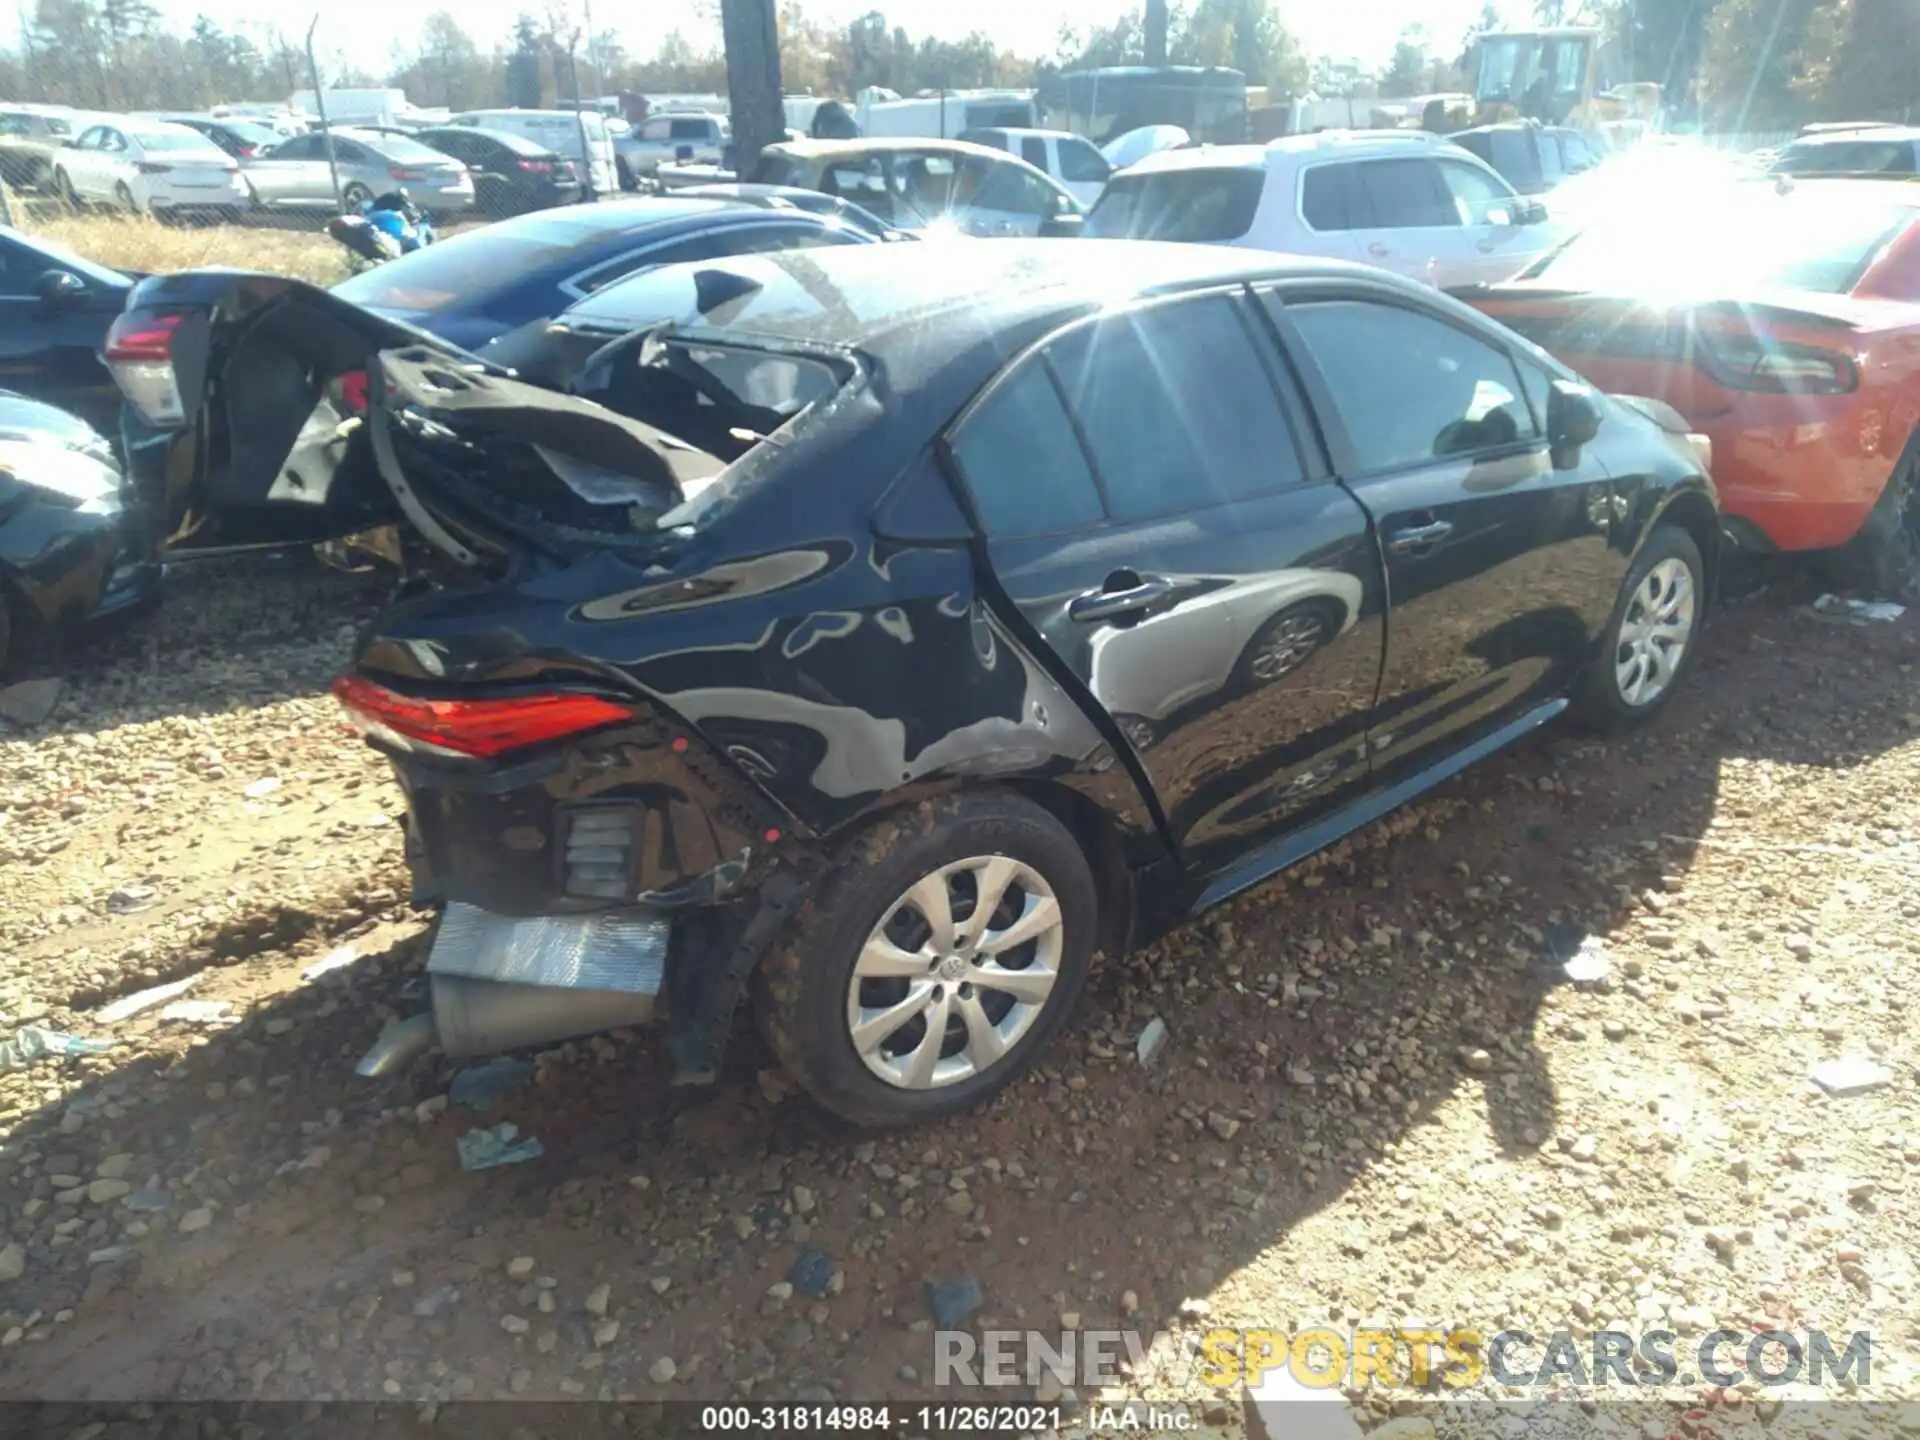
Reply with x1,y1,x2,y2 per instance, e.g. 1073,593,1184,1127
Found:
110,242,1720,1126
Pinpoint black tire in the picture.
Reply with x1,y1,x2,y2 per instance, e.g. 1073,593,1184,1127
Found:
1577,523,1706,732
54,168,80,209
113,181,138,214
1816,451,1918,600
0,584,14,679
754,788,1098,1128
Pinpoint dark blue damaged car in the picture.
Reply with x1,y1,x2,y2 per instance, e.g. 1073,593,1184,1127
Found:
105,239,1720,1126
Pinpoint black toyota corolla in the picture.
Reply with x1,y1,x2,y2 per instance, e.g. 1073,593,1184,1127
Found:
108,241,1719,1127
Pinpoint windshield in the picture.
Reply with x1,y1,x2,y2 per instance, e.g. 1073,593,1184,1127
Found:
1527,199,1915,296
1475,34,1590,121
1085,167,1263,242
1771,138,1917,176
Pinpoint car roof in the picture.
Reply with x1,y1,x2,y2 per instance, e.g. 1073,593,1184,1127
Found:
765,136,1009,161
571,236,1416,358
1120,131,1456,177
1786,126,1920,147
970,127,1083,142
1761,176,1920,206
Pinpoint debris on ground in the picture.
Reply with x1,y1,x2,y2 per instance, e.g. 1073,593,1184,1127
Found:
94,975,198,1024
0,1026,114,1071
788,1246,836,1299
0,676,62,727
1544,924,1613,983
924,1275,983,1329
1135,1016,1169,1064
105,885,157,916
157,999,234,1027
456,1122,544,1171
448,1056,536,1112
1810,1057,1895,1096
1810,593,1907,623
300,945,362,982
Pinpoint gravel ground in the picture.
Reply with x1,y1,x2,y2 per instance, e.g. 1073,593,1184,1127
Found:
0,556,1917,1437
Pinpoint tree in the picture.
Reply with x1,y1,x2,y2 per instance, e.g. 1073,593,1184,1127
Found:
1820,0,1920,122
1697,0,1837,129
1381,27,1428,97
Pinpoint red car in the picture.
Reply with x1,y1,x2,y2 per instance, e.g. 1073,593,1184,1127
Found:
1462,179,1920,591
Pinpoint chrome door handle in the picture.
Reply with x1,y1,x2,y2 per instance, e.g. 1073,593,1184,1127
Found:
1068,577,1174,623
1386,520,1454,553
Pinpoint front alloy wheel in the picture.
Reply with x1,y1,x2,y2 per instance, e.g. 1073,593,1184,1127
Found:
1580,522,1705,730
1613,556,1695,707
847,855,1064,1090
756,789,1097,1127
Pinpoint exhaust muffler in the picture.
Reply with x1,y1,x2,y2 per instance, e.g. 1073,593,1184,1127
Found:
354,903,670,1078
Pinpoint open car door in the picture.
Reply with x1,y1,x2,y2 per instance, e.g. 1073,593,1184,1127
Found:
105,270,722,563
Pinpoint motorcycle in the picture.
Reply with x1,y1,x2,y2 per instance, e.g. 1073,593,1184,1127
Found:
326,189,436,270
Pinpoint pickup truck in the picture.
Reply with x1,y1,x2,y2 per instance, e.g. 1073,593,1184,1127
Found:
616,111,728,187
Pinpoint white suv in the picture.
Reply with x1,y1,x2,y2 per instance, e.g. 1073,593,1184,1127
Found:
1085,130,1565,289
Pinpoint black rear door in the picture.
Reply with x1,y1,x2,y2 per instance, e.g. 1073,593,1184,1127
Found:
1263,282,1623,789
946,286,1387,882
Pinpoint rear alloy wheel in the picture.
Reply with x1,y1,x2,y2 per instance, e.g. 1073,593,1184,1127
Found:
1238,601,1337,688
113,181,139,214
1580,523,1705,731
1818,454,1919,601
755,790,1097,1127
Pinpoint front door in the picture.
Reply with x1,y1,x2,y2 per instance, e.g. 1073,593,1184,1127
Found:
1266,285,1623,787
1435,156,1536,286
944,288,1387,878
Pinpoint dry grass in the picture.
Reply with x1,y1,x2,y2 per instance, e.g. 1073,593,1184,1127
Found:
24,209,350,285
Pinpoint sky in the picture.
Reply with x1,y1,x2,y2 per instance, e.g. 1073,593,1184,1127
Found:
146,0,1527,87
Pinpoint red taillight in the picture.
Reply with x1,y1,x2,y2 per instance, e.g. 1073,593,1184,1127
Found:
389,165,427,181
237,145,257,158
134,160,171,175
339,369,370,415
332,675,638,759
1696,330,1859,395
104,310,185,425
516,158,553,173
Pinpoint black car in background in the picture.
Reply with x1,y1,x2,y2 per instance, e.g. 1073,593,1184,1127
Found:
153,113,287,161
0,229,134,434
1451,121,1603,195
413,126,582,217
0,390,151,675
105,241,1719,1126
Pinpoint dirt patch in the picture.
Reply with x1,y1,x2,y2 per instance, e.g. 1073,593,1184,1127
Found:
1,564,1916,1432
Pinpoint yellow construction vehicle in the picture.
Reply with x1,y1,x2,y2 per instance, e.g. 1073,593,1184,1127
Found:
1470,27,1660,136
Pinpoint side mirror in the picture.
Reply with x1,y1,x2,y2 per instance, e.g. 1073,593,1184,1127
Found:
37,269,86,310
1548,380,1603,459
1040,211,1085,238
1518,199,1550,225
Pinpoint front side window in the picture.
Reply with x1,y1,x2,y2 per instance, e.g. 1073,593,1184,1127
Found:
1047,294,1304,522
1438,160,1519,226
970,157,1057,216
1282,297,1537,472
949,360,1105,536
1351,158,1455,229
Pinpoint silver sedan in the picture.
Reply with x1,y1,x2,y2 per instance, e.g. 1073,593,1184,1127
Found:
242,128,474,214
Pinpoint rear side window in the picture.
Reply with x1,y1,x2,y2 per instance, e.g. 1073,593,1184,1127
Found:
949,362,1104,536
1047,294,1304,521
1282,298,1537,472
1020,136,1048,170
1303,159,1456,230
1084,167,1263,242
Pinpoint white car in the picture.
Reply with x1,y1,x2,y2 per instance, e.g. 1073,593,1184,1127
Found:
54,119,248,220
1086,130,1566,289
957,126,1113,208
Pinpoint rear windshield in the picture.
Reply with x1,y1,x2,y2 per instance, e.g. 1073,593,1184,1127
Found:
135,130,223,151
332,213,645,313
220,120,283,147
1527,198,1915,295
1084,167,1263,242
357,133,450,162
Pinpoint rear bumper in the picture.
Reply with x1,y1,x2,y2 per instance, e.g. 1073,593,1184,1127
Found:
1696,400,1896,551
